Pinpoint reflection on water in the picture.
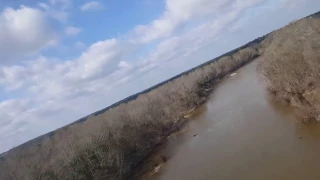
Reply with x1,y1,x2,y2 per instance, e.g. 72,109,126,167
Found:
137,57,320,180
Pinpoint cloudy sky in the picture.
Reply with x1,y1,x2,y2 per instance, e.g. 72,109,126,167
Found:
0,0,319,153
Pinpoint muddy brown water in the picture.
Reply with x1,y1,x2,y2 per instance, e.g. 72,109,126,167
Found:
135,57,320,180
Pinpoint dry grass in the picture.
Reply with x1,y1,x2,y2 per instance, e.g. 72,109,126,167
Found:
259,16,320,121
0,43,262,179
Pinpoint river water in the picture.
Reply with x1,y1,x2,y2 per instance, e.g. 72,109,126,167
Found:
137,57,320,180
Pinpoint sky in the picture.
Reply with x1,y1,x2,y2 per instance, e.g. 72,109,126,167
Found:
0,0,319,153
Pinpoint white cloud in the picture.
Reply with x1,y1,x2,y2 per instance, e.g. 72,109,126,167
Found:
65,26,82,36
133,0,265,43
0,99,31,135
66,39,124,81
138,14,237,71
38,2,50,10
0,6,56,64
75,41,85,49
0,39,133,100
80,1,104,11
50,0,69,4
49,0,72,9
38,0,71,23
0,40,136,151
50,10,69,22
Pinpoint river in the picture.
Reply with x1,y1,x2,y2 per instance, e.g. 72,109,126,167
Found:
135,57,320,180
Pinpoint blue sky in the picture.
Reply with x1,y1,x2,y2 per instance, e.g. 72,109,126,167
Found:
0,0,319,153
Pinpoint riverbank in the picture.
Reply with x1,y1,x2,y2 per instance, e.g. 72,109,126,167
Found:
133,59,265,180
129,56,263,180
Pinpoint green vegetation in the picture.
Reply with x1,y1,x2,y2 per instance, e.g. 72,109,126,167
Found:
259,15,320,121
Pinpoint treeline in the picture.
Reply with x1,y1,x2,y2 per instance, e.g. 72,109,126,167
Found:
259,14,320,121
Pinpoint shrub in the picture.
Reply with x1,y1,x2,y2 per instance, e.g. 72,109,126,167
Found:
259,17,320,121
